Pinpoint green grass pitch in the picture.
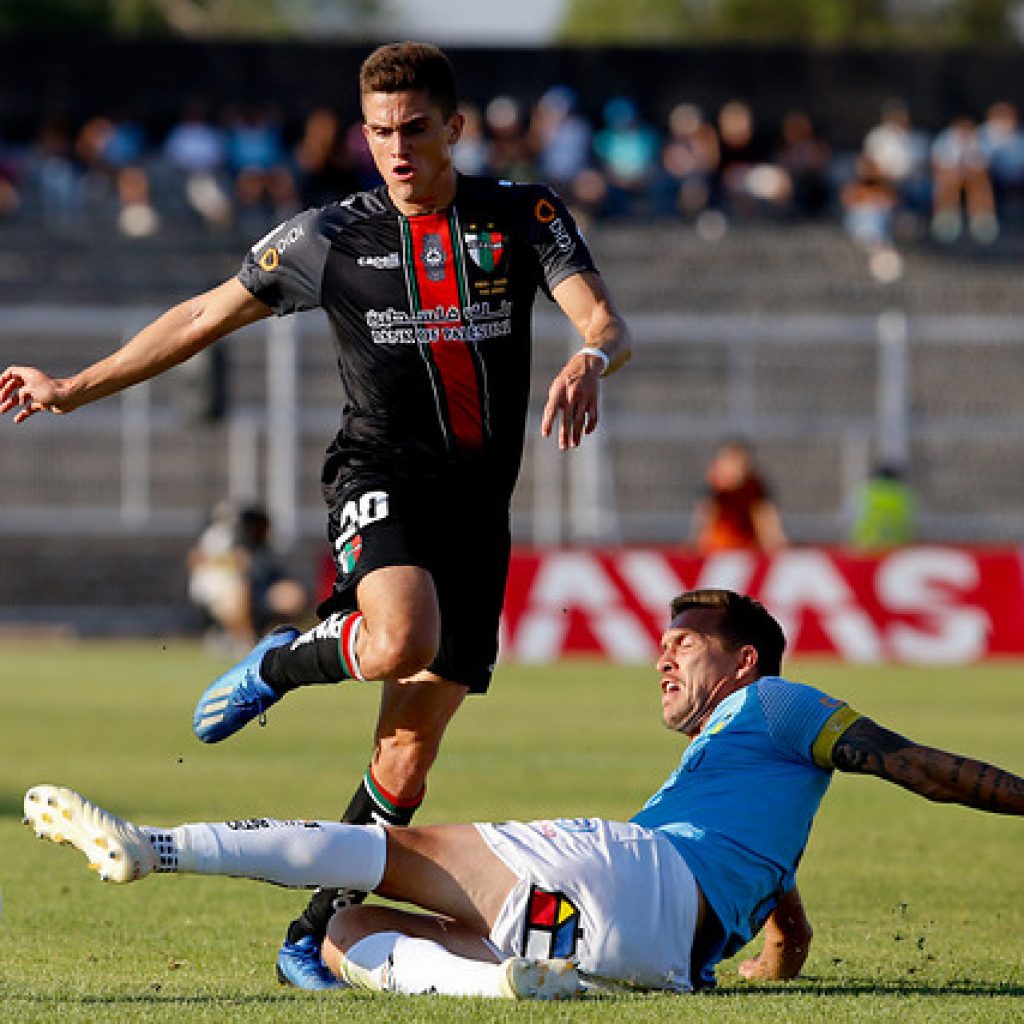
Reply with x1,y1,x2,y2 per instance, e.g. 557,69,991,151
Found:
0,640,1022,1022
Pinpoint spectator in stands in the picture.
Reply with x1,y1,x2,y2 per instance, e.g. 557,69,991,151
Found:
292,107,360,209
594,96,661,219
714,99,789,222
654,102,720,221
76,111,159,236
840,154,903,282
0,135,21,220
188,502,309,652
451,102,490,176
978,100,1024,225
774,110,832,219
529,85,593,199
930,115,997,244
861,99,931,233
26,115,80,226
225,104,298,231
484,95,536,181
848,462,915,550
162,99,231,228
691,439,786,553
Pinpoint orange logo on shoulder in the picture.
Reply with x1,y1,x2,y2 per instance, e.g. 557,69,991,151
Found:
259,247,279,272
534,198,557,223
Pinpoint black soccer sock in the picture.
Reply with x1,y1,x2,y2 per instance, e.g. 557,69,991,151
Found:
287,769,425,943
261,611,365,694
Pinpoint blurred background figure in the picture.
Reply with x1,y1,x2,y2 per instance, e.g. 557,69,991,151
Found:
978,100,1024,228
484,94,535,180
161,99,231,227
654,101,719,220
774,110,831,220
930,115,997,244
848,462,916,550
594,96,660,218
225,104,298,231
188,502,308,652
841,153,902,282
451,101,490,175
714,99,790,222
691,439,787,553
292,106,359,208
861,99,931,235
530,85,593,198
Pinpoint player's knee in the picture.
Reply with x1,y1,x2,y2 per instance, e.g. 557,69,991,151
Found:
324,904,376,956
367,619,439,679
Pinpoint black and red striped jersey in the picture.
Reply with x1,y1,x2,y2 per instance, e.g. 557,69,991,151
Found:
238,174,597,502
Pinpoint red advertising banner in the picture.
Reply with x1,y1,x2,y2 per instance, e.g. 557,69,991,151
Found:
501,547,1024,664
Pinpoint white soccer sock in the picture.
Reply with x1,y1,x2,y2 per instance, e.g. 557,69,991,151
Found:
159,819,386,890
342,931,507,997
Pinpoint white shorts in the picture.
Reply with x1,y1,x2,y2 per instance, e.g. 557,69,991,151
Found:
476,818,699,991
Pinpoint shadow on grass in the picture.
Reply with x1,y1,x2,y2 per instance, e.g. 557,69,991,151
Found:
712,979,1024,999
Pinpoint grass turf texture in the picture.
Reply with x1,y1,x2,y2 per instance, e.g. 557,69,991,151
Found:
0,641,1022,1023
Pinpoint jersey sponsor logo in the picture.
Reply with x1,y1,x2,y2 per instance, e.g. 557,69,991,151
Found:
464,228,505,272
334,489,390,546
256,223,305,272
534,198,557,223
521,885,582,960
357,252,401,270
421,231,447,281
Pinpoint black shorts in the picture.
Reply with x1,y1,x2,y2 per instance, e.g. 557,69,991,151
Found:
318,469,511,694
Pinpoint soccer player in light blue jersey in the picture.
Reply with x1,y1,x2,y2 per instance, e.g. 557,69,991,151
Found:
26,589,1024,998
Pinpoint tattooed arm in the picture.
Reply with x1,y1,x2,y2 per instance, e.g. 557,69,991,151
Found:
831,717,1024,815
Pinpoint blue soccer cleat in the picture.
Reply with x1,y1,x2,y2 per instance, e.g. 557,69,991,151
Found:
192,626,300,743
276,934,346,990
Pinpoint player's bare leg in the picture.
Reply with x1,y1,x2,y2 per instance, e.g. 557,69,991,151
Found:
279,674,467,987
193,564,440,742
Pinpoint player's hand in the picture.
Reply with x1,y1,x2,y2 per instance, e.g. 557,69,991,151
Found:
0,365,72,424
737,937,809,981
738,888,812,981
540,351,602,450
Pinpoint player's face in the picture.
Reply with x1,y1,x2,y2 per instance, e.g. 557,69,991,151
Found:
362,89,464,216
657,608,754,737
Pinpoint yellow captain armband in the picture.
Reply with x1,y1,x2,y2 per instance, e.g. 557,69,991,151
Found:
811,705,864,769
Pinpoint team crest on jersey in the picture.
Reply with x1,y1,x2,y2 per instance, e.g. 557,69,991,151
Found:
521,885,581,960
421,232,447,281
337,533,363,575
464,228,505,272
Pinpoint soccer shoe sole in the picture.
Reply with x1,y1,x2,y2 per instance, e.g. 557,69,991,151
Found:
23,784,156,883
500,957,580,1000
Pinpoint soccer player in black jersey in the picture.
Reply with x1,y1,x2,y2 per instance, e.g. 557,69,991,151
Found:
0,42,632,987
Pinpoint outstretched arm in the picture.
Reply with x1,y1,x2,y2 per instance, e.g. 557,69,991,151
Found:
738,885,813,982
541,271,631,450
831,717,1024,814
0,278,270,423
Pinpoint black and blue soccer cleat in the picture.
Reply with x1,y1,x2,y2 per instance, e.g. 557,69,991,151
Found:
192,626,299,743
276,934,346,990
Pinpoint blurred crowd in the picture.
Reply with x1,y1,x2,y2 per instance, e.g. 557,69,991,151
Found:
3,89,1024,253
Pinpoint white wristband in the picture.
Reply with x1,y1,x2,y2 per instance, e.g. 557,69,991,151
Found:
575,346,610,376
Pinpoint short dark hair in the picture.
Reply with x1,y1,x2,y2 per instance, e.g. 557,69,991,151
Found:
359,42,458,119
669,589,786,676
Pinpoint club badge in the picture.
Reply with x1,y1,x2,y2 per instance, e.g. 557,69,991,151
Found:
421,232,447,282
521,885,581,960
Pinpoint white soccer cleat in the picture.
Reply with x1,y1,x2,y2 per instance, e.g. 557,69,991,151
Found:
23,785,157,884
499,957,580,1000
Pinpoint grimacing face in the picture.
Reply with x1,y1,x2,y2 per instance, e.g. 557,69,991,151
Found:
361,89,464,215
656,607,754,736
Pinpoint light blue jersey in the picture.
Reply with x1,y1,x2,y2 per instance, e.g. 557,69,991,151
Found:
631,677,860,979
